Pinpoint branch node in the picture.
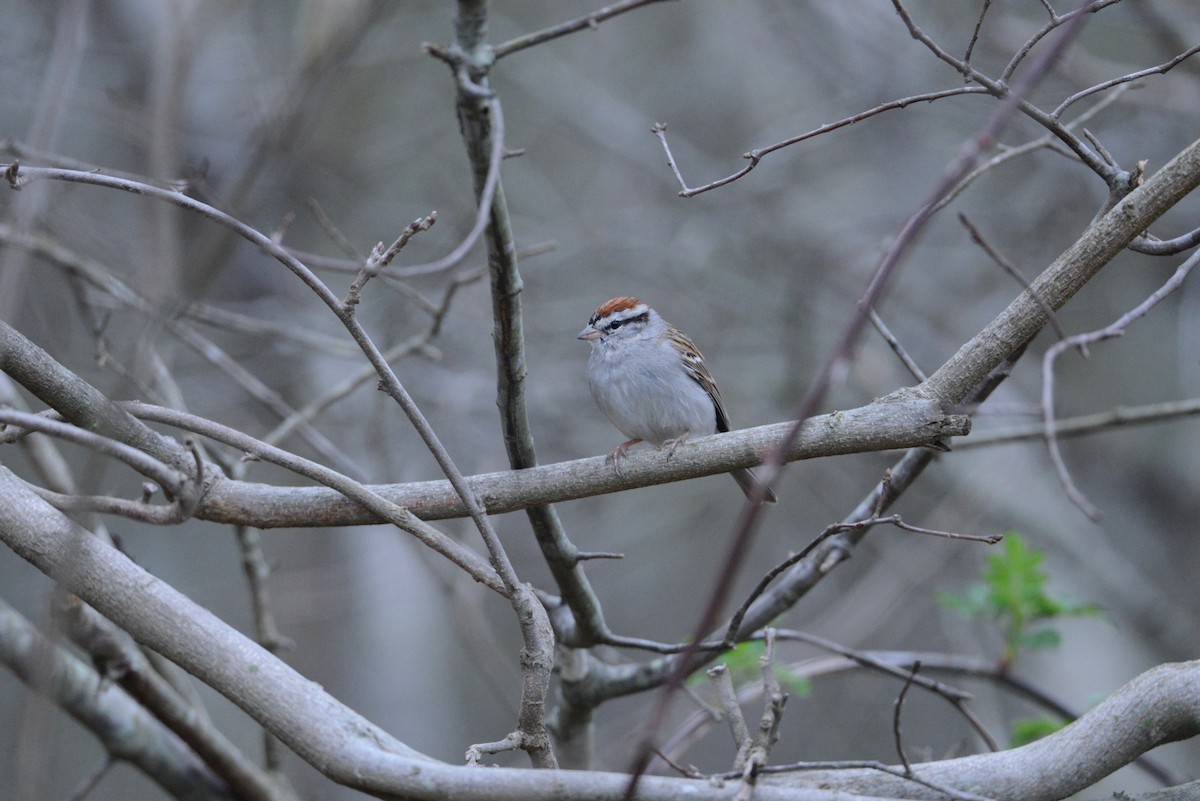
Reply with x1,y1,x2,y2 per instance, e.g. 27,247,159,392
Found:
4,160,22,189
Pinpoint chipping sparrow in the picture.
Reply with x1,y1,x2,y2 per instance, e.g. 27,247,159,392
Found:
577,296,778,504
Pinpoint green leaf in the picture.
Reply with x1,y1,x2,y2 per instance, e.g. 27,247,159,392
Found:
937,532,1100,667
937,583,989,616
1019,628,1061,651
1010,715,1066,746
723,641,764,677
775,668,811,697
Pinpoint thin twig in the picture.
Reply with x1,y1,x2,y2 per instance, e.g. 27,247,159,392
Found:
868,309,928,382
893,661,920,775
263,267,483,448
122,401,507,594
958,397,1200,449
343,212,437,306
964,0,993,67
66,758,114,801
1000,0,1122,83
931,83,1133,214
708,665,752,755
492,0,676,60
26,487,185,524
1051,42,1200,119
726,515,999,646
465,732,528,766
1128,224,1200,255
750,759,998,801
770,630,1000,753
894,0,1118,182
1040,248,1200,520
654,87,988,197
307,197,362,259
958,213,1073,345
0,409,186,500
386,100,505,277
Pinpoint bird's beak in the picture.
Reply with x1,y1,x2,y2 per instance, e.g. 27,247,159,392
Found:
577,325,601,341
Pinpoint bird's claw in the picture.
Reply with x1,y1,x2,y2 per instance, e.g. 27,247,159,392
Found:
606,438,642,476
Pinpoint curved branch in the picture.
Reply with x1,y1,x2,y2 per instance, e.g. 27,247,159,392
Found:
0,409,188,500
1,483,1194,801
763,660,1200,801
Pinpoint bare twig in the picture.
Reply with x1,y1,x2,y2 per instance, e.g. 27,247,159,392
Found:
958,397,1200,449
121,401,506,594
999,0,1122,83
751,759,998,801
868,309,928,383
931,83,1133,214
1051,42,1200,120
959,214,1073,345
466,732,530,766
726,514,999,648
307,197,362,259
0,409,187,501
1040,249,1200,520
964,0,993,66
1129,224,1200,256
734,628,787,801
264,267,482,448
893,661,920,775
26,487,185,524
771,630,1000,753
65,758,114,801
343,212,437,307
492,0,676,60
708,665,752,756
893,0,1118,182
654,87,988,197
387,100,505,278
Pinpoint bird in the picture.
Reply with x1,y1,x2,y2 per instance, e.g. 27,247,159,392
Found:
577,296,777,504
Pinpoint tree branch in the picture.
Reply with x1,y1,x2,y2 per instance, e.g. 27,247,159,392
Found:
2,480,1194,801
195,398,969,527
918,135,1200,406
762,661,1200,801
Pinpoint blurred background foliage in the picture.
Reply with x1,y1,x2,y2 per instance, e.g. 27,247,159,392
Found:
1,1,1197,798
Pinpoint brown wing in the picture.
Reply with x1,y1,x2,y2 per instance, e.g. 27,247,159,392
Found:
669,326,732,433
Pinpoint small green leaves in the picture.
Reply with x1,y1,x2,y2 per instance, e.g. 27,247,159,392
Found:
938,532,1100,669
702,641,812,697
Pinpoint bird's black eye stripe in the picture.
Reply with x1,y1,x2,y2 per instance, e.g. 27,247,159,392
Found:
606,311,648,332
